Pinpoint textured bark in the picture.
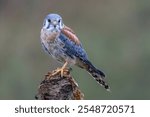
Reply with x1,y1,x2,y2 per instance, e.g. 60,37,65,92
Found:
35,68,84,100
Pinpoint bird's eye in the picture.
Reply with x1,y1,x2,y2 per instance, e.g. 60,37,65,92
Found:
48,19,51,23
58,19,60,23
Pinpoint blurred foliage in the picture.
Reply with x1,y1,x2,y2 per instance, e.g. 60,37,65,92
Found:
0,0,150,99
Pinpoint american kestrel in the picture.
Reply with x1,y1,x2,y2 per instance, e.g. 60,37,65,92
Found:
40,13,110,91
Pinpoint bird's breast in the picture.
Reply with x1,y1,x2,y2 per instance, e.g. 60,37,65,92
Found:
40,28,59,42
40,29,76,65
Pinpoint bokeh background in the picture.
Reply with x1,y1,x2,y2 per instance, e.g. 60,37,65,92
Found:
0,0,150,99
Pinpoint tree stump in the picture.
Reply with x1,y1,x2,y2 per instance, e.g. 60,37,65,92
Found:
35,68,84,100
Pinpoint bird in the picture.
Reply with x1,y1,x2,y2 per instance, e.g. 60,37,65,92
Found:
40,13,110,91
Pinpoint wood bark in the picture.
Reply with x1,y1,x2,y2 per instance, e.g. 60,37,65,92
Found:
35,68,84,100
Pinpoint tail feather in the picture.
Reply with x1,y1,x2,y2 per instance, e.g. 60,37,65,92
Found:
84,60,110,91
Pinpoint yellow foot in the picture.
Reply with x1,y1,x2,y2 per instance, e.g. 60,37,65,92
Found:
51,62,69,77
51,67,66,77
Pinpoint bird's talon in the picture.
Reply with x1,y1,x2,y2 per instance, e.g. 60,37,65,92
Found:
60,69,64,77
51,67,67,77
51,69,61,77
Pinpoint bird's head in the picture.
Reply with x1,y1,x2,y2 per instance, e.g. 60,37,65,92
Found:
42,13,64,33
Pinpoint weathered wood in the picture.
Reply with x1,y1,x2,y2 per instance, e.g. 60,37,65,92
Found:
35,68,84,100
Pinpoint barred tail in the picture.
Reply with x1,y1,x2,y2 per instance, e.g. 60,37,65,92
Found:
84,60,110,91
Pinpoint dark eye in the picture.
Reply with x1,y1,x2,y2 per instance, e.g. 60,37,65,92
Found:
48,19,51,23
58,19,61,23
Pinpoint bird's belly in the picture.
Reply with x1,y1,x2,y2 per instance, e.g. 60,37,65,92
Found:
43,40,76,65
40,30,77,65
51,45,76,65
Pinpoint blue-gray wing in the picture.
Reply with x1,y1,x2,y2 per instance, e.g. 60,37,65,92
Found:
59,33,88,61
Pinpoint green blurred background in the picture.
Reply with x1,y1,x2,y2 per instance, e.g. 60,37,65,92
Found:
0,0,150,99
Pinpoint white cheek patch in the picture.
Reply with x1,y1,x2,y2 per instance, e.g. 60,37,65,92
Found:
59,21,64,29
44,20,49,29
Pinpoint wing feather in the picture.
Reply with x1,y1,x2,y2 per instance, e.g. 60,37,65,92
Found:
61,25,81,45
